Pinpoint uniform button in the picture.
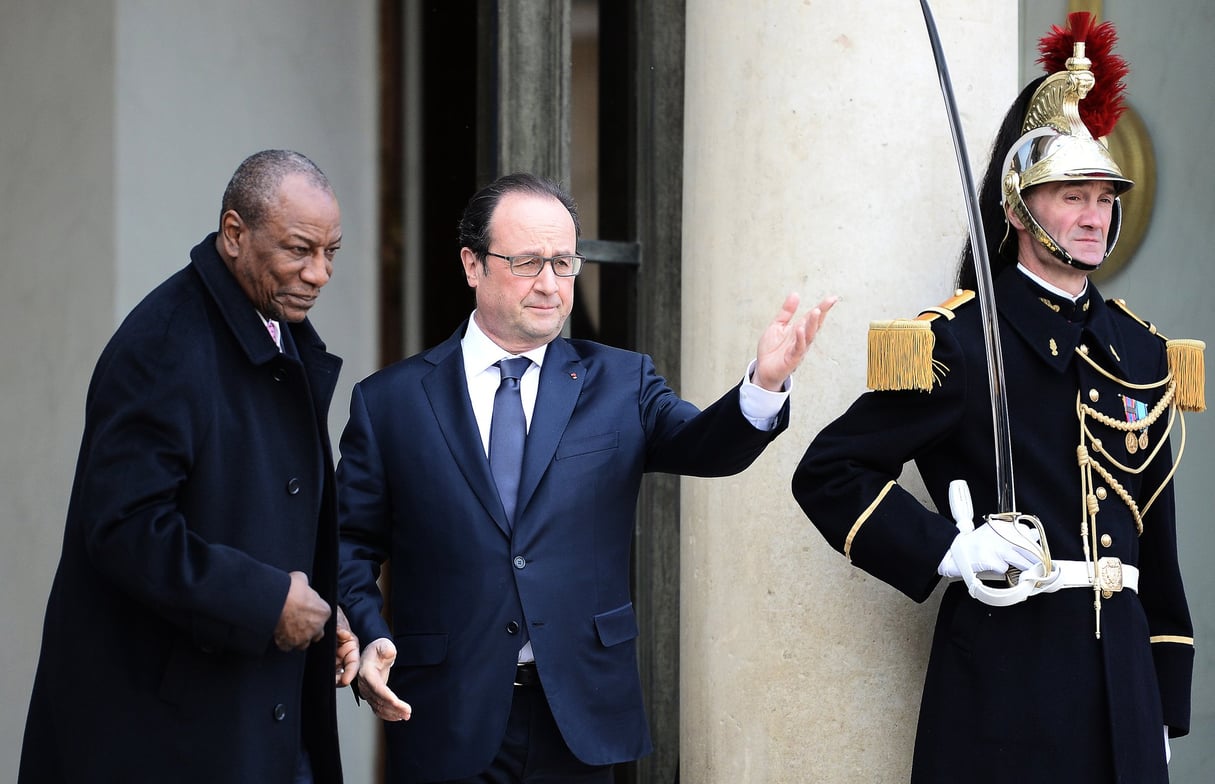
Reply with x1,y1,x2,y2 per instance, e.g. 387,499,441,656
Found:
513,555,527,569
1088,389,1100,402
1100,534,1113,548
286,478,301,495
1096,487,1107,500
1079,344,1090,355
506,621,520,634
273,367,287,382
273,704,287,721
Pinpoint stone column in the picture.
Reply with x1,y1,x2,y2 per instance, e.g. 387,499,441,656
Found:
679,2,1015,781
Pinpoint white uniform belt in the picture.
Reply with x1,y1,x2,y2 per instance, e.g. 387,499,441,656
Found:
1048,558,1139,594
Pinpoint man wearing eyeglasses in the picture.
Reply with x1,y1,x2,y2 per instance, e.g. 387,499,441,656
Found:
334,172,836,783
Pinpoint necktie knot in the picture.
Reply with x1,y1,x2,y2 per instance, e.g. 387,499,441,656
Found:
497,357,531,384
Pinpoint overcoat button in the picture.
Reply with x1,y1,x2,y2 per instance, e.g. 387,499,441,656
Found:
506,621,520,634
513,556,526,569
273,704,287,721
286,478,301,495
1088,389,1100,402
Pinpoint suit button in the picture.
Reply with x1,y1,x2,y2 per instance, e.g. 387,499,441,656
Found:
506,621,520,634
273,367,287,382
286,478,301,495
513,555,526,569
272,704,287,721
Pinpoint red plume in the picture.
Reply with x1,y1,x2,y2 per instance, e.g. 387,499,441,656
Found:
1036,11,1128,137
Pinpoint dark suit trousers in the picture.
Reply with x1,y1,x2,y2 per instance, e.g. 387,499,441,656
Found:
434,683,614,784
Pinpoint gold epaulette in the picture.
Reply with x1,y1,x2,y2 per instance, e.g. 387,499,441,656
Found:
1109,298,1206,412
867,290,975,392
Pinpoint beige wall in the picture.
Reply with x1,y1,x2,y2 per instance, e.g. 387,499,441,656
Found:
679,0,1002,780
0,3,118,768
0,1,379,780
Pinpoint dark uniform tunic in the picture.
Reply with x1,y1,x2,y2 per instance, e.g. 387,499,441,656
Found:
793,267,1193,783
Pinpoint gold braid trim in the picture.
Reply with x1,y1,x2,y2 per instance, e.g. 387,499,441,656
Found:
1073,347,1188,637
1076,346,1173,391
1143,408,1187,519
1076,376,1186,521
844,480,895,562
1150,635,1195,646
1078,443,1143,535
1079,383,1175,476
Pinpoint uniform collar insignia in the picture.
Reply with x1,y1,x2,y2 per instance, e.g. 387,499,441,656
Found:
1035,287,1091,323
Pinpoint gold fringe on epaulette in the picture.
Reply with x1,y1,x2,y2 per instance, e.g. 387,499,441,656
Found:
1166,338,1206,412
867,320,935,392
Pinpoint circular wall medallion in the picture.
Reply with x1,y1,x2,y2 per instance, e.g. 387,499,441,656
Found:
1093,104,1156,282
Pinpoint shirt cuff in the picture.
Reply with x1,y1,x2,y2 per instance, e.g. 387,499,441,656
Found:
739,359,790,431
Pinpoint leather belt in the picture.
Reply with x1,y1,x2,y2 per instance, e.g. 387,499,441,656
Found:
1049,558,1139,595
513,662,540,688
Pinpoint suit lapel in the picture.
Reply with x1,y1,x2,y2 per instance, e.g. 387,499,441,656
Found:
421,328,513,537
516,338,584,522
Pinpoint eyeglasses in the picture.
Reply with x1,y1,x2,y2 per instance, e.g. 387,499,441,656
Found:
486,252,585,278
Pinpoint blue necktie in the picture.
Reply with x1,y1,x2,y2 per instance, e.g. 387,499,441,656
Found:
490,357,531,527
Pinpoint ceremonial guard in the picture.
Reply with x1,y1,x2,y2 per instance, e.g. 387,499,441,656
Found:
792,14,1202,782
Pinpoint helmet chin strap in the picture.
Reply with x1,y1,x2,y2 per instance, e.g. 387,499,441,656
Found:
1038,232,1102,271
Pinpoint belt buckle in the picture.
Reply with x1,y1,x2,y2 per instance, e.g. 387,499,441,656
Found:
1097,557,1123,597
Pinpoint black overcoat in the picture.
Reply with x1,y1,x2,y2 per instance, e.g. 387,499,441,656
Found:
20,235,344,783
794,269,1193,783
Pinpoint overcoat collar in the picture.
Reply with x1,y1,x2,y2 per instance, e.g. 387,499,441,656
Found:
189,233,341,415
421,322,585,538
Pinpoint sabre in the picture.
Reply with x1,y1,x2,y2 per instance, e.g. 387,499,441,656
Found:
917,0,1016,513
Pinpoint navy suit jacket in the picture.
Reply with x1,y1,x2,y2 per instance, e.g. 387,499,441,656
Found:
338,322,788,781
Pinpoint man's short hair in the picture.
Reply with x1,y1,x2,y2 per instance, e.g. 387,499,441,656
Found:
457,173,581,265
220,150,331,230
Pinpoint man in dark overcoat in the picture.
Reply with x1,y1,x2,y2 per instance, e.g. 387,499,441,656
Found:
19,150,354,783
792,15,1199,783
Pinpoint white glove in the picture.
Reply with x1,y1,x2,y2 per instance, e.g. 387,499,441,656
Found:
938,520,1043,579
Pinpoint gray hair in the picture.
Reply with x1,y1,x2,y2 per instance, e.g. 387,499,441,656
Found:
219,149,331,230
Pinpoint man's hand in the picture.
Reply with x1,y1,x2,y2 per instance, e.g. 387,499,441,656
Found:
273,571,330,652
753,293,839,391
357,638,412,722
939,521,1042,579
335,606,359,687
